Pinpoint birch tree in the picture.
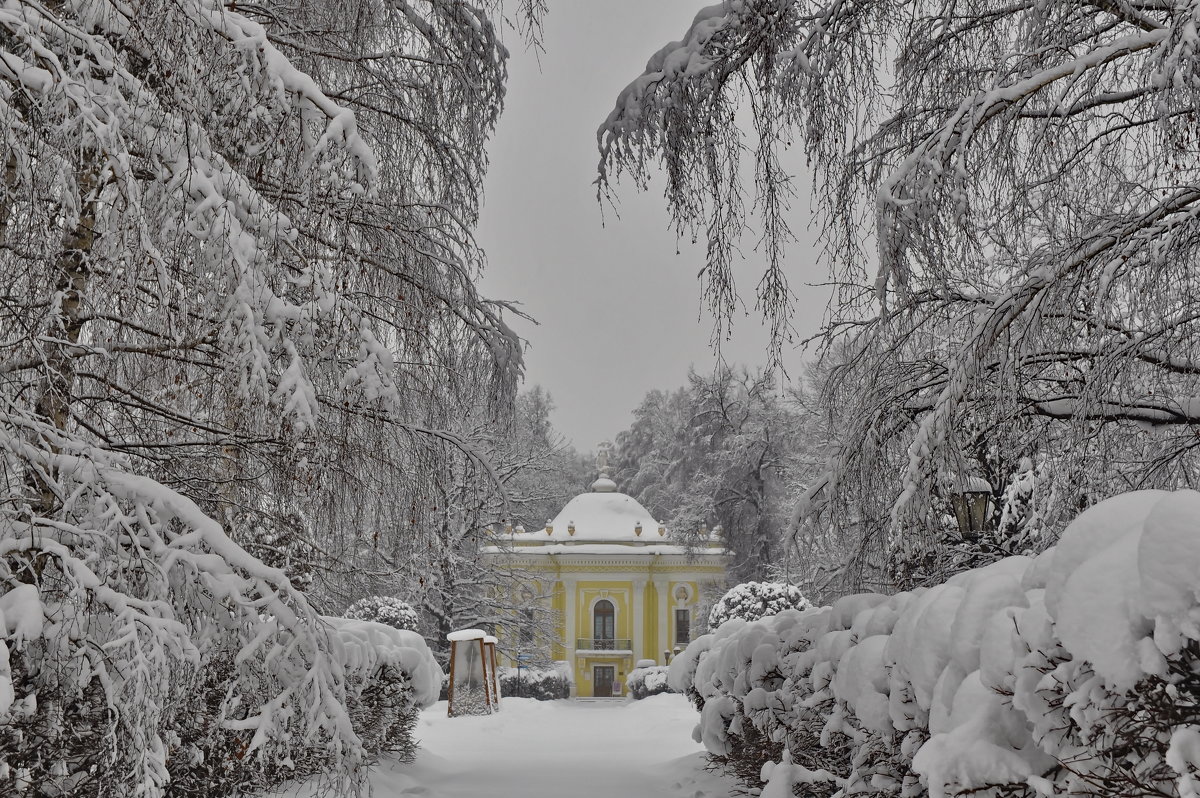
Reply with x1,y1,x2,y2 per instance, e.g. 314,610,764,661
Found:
599,0,1200,586
0,0,537,793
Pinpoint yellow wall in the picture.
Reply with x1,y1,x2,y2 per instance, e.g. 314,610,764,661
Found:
643,581,658,659
574,580,632,642
551,580,566,661
671,580,697,646
494,562,725,697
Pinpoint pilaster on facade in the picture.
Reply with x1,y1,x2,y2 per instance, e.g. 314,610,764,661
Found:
653,578,669,663
563,577,577,695
631,578,646,662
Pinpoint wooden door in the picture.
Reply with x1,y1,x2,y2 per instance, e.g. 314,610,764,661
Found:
594,665,615,697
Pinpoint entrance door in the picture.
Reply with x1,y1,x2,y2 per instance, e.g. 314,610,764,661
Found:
594,665,615,698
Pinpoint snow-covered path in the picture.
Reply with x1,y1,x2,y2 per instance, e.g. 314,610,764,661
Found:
353,695,733,797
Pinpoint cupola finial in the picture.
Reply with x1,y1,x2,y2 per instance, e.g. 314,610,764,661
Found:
591,441,617,492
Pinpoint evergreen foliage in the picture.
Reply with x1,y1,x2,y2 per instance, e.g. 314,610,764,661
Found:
708,582,814,631
497,666,572,701
626,665,675,700
344,597,421,632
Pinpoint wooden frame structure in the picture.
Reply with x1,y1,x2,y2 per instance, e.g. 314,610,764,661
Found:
446,629,498,717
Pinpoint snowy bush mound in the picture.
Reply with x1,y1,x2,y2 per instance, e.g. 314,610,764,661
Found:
0,563,442,797
626,665,674,700
671,490,1200,798
325,617,442,762
343,596,421,632
0,471,376,797
708,581,813,631
498,664,572,701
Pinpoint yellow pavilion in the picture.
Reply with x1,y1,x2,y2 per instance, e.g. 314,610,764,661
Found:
485,462,729,698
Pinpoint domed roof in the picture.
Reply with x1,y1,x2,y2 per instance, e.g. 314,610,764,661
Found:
548,486,659,542
485,459,730,557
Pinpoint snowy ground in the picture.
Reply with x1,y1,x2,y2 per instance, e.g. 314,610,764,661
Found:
286,694,734,797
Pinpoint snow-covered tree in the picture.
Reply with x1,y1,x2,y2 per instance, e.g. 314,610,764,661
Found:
599,0,1200,587
495,387,595,533
306,387,580,665
0,0,539,794
615,367,806,580
708,581,813,630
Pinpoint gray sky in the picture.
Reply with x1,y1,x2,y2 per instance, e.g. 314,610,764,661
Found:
476,1,830,451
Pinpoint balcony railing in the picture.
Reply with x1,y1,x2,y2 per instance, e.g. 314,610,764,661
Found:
575,638,632,651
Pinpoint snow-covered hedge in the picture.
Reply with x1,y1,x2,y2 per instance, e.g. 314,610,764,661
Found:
626,665,674,700
343,596,421,632
0,465,377,798
708,581,813,631
176,617,440,790
498,664,572,700
322,616,441,768
671,490,1200,798
0,579,441,797
168,617,440,793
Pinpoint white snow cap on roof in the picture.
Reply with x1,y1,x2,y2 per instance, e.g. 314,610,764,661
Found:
544,476,662,542
591,474,618,492
447,628,488,642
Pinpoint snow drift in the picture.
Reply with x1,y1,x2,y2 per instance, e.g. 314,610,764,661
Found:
671,490,1200,798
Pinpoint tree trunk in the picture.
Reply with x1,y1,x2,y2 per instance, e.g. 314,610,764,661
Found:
29,156,102,515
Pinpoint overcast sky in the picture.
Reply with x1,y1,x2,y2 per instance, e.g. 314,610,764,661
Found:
476,2,830,452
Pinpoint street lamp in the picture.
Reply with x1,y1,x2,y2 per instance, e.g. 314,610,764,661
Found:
515,651,529,697
951,475,993,537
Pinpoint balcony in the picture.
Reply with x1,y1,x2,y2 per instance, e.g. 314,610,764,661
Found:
575,638,632,652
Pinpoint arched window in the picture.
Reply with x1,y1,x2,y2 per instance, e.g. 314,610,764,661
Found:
593,599,615,649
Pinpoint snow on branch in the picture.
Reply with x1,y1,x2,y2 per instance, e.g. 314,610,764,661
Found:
183,0,380,191
0,0,533,793
0,423,363,769
600,0,1200,572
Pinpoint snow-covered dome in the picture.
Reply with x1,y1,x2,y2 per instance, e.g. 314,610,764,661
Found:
546,477,661,543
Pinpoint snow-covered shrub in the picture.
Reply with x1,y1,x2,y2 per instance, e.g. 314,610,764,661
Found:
163,619,441,793
498,665,572,700
993,457,1054,551
328,617,442,762
343,596,421,632
708,581,814,630
672,594,889,793
160,647,269,796
0,635,130,796
671,490,1200,798
0,465,372,798
626,665,675,699
0,468,443,798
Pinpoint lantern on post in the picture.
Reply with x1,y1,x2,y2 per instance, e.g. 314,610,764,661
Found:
446,629,498,717
950,475,993,538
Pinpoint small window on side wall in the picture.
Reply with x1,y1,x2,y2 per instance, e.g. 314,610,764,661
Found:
675,608,690,647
